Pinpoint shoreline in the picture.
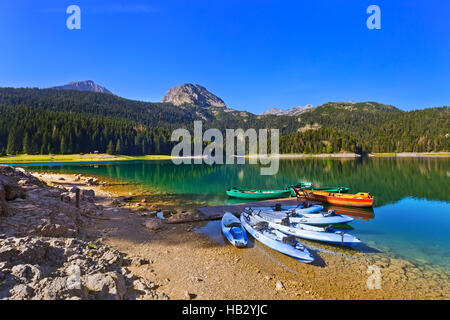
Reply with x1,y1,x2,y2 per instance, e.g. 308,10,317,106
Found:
1,151,449,165
2,169,445,299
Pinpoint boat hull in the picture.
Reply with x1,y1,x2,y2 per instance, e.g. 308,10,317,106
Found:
240,213,314,263
249,205,324,214
304,190,374,207
251,208,354,225
221,213,248,248
250,212,360,245
291,183,350,196
226,188,291,200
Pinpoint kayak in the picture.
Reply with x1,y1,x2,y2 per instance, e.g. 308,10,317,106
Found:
302,190,374,208
249,208,354,225
249,204,324,214
221,212,248,248
226,187,291,200
240,212,314,263
249,210,360,246
290,182,350,196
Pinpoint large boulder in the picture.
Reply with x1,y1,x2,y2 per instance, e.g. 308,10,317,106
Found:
84,272,127,300
0,174,25,201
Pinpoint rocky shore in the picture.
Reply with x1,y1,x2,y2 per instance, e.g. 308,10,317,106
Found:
0,165,168,300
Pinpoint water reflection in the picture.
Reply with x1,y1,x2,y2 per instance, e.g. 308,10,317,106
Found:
21,157,450,206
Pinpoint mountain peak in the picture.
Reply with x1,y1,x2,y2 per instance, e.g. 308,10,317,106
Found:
161,83,226,108
261,104,314,116
51,80,112,94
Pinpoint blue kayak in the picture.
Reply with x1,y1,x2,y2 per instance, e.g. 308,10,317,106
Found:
221,212,248,248
240,212,314,263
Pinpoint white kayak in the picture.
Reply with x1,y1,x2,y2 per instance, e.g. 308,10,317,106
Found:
240,212,314,263
249,204,324,214
249,210,360,246
247,207,354,225
221,212,248,248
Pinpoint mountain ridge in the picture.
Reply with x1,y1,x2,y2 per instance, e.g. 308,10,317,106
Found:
51,80,113,95
261,104,315,116
0,87,447,155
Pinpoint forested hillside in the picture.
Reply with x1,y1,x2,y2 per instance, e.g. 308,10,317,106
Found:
0,88,448,155
0,105,174,155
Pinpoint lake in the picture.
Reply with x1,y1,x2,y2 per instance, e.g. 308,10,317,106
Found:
14,157,450,271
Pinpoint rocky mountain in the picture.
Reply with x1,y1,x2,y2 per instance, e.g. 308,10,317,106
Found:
261,104,315,116
161,83,226,108
51,80,112,95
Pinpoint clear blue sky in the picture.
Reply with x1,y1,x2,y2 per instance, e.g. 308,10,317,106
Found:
0,0,449,113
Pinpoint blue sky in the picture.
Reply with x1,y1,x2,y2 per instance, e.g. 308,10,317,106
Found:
0,0,448,113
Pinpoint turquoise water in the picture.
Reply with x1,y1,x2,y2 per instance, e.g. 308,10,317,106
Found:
14,157,450,269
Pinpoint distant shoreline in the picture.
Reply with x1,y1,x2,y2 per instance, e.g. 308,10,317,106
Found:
248,152,450,159
0,152,449,164
370,152,450,157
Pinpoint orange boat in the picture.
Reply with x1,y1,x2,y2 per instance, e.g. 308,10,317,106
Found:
303,190,374,208
327,205,375,221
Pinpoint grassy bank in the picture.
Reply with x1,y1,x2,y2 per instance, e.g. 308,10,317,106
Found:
0,154,172,164
1,152,449,164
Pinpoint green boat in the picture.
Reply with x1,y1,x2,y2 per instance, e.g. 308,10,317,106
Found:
290,182,350,197
226,187,292,200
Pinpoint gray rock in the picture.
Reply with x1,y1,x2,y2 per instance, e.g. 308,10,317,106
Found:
84,272,126,300
161,83,226,108
144,219,163,231
9,284,34,299
131,257,150,267
81,189,95,200
0,174,25,201
11,264,42,283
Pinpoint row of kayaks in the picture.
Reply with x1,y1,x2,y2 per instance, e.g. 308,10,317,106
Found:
226,182,373,207
221,204,361,263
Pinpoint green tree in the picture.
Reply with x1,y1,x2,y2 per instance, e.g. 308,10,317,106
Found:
22,132,31,154
115,139,122,154
60,136,67,154
106,140,115,155
6,129,19,155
